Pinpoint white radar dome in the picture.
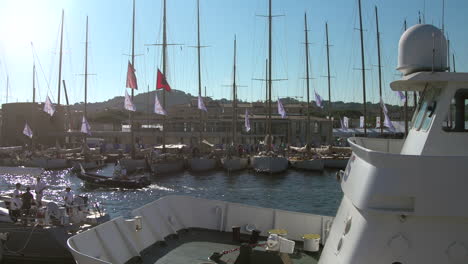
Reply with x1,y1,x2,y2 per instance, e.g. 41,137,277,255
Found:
397,24,447,75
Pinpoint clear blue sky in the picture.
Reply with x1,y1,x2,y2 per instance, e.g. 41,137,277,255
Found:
0,0,467,108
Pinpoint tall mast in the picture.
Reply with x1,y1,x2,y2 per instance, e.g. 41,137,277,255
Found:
130,0,136,158
232,35,237,146
162,0,167,152
403,19,409,136
453,54,456,72
33,63,36,103
267,0,272,150
84,16,88,119
304,13,311,145
358,0,367,136
265,59,268,135
326,23,331,119
197,0,203,144
57,10,64,106
375,6,383,135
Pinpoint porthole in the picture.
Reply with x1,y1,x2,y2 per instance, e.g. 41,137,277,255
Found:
336,237,343,252
344,217,352,236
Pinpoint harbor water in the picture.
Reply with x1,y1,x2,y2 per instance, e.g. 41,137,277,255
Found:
0,165,343,219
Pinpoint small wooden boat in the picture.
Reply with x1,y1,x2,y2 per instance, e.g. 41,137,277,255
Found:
250,155,288,173
77,166,150,189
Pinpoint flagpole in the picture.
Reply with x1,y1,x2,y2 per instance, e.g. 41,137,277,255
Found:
265,59,268,136
197,0,203,145
32,63,36,103
130,0,136,159
375,6,383,135
357,0,367,136
304,13,310,146
162,0,167,152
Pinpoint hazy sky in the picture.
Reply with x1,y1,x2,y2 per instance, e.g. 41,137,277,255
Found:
0,0,466,108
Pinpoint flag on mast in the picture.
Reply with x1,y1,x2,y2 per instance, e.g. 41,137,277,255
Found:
80,116,91,135
396,91,407,103
124,90,136,111
245,109,251,132
156,69,171,92
376,116,381,128
342,116,349,131
126,61,138,89
380,98,395,131
154,93,167,115
278,98,287,118
43,95,55,116
23,122,33,138
198,95,207,112
314,90,324,108
359,116,364,128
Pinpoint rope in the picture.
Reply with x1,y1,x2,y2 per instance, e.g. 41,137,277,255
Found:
3,223,39,255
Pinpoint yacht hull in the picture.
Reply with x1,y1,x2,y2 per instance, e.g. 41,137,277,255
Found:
323,158,349,169
290,159,325,171
221,157,249,171
150,159,185,175
188,158,217,172
25,158,70,170
119,159,148,173
250,156,288,173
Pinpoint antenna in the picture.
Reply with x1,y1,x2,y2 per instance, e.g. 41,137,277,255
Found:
442,0,445,33
432,32,435,73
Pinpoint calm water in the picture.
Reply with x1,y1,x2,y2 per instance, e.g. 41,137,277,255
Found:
0,165,343,219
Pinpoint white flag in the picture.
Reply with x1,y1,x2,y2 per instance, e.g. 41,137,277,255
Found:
43,96,55,116
124,90,136,111
343,116,349,131
81,116,91,136
23,122,33,138
380,98,396,132
359,116,364,128
376,116,381,128
154,93,167,115
245,109,251,132
277,98,287,118
198,95,207,112
396,91,407,103
314,90,324,108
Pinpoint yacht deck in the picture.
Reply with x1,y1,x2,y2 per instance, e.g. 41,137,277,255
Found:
128,228,320,264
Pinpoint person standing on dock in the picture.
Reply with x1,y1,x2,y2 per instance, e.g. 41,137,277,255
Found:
34,177,46,207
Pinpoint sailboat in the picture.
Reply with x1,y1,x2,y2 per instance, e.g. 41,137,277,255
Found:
289,13,324,172
70,16,106,172
118,0,148,173
27,10,71,170
187,0,217,172
146,0,185,175
250,0,288,174
221,36,249,172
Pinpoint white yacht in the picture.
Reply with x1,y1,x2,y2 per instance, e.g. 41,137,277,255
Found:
67,24,467,264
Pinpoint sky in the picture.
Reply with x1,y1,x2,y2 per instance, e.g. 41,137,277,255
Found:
0,0,467,108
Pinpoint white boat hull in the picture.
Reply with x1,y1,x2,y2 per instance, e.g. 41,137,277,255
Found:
71,159,106,171
26,158,70,170
0,166,44,176
323,158,349,169
250,156,288,173
290,159,325,171
221,157,249,171
150,159,185,175
119,159,148,173
188,158,217,172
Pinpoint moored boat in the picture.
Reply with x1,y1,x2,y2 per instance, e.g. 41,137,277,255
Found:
188,157,217,172
221,156,249,171
289,158,324,171
25,157,71,170
250,155,288,173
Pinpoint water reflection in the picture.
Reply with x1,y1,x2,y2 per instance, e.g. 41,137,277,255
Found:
0,164,342,219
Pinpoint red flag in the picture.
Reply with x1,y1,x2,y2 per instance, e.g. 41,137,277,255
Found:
156,69,171,92
126,61,138,89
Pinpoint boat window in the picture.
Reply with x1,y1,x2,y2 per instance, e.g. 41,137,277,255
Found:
442,89,468,132
412,88,440,131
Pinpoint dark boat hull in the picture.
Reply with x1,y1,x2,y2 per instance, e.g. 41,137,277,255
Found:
77,172,150,189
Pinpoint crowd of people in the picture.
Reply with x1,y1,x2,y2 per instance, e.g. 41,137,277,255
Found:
9,177,74,223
